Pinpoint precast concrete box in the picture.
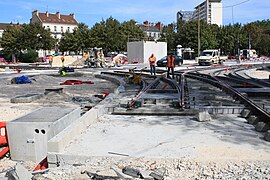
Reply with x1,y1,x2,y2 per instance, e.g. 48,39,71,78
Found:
127,41,167,64
6,107,81,163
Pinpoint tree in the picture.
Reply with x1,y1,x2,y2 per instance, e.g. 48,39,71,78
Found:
89,17,144,53
0,25,21,52
0,23,55,51
59,23,91,53
161,24,176,52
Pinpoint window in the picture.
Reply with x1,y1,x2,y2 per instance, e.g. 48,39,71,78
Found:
67,27,70,32
54,26,57,32
47,26,50,30
61,26,63,33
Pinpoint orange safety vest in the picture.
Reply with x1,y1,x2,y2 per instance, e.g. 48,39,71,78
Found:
115,57,121,63
167,56,175,68
61,56,65,62
149,56,156,66
49,56,53,62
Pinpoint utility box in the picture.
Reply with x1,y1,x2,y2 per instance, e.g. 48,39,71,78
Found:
127,41,167,64
6,107,80,163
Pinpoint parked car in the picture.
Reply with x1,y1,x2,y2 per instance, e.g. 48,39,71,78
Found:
156,55,183,67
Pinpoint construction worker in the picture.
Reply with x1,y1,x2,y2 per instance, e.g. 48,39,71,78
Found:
149,53,156,76
167,53,175,79
115,56,121,67
49,55,53,67
61,54,65,67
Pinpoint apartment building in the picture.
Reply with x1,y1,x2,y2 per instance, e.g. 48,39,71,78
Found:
30,10,78,39
176,10,194,22
193,0,222,26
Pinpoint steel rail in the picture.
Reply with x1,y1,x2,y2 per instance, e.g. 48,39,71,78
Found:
185,72,270,123
127,77,161,108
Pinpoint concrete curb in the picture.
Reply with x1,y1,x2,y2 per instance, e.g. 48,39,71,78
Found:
48,94,115,154
94,74,126,94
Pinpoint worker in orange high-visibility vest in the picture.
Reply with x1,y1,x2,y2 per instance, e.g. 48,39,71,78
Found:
149,53,156,76
167,53,175,79
49,55,53,67
115,56,121,67
61,54,65,67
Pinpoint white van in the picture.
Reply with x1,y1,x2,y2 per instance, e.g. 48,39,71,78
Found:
198,50,220,65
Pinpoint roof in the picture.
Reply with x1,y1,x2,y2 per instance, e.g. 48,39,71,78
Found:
37,13,78,25
0,23,20,30
138,25,160,33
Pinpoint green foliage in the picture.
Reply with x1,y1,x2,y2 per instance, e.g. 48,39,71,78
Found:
170,19,270,56
59,17,144,53
0,23,56,52
19,49,38,63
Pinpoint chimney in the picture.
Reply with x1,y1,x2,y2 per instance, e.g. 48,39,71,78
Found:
70,13,75,19
32,10,39,17
46,11,49,17
143,21,149,27
168,23,174,30
56,12,60,19
155,22,163,31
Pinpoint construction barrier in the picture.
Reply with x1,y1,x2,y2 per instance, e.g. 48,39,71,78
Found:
0,122,9,158
60,80,94,85
34,157,48,171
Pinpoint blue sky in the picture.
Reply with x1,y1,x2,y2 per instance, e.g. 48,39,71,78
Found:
0,0,269,27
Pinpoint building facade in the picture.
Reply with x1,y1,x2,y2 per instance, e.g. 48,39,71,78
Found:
193,0,222,26
30,10,78,39
176,11,194,22
138,21,163,40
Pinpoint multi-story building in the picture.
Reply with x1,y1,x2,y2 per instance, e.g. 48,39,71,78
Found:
176,10,194,22
30,10,78,39
138,21,163,40
193,0,222,26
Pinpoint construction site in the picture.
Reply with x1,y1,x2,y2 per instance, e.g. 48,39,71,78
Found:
0,55,270,179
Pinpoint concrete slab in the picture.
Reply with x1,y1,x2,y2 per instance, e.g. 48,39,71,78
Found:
6,107,80,163
10,93,44,103
48,114,270,167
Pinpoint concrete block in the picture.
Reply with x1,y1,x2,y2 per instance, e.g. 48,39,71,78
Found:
149,167,166,180
255,122,270,132
264,130,270,142
10,93,44,103
15,163,33,180
6,107,80,163
247,115,260,125
48,107,98,153
197,111,211,122
241,109,251,118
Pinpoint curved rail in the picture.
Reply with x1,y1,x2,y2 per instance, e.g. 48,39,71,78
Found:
185,72,270,123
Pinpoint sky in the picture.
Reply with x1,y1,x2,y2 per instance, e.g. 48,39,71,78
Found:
0,0,269,27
